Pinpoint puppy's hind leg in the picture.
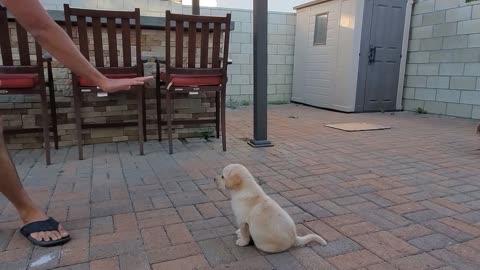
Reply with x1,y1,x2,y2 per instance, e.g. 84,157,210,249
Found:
236,223,251,247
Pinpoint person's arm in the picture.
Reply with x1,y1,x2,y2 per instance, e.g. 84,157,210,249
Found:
2,0,152,93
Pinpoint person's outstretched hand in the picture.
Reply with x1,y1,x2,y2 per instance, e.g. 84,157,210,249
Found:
98,76,154,93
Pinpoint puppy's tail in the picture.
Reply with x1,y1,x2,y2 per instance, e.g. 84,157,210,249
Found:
295,234,327,246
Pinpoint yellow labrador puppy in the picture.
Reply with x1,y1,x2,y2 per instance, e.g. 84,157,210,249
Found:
216,164,327,253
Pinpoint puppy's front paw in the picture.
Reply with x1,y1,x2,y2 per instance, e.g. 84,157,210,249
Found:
236,238,250,247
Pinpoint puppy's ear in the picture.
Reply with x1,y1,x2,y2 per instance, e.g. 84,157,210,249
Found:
225,172,242,190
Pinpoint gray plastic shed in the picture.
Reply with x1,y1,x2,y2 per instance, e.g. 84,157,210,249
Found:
291,0,414,112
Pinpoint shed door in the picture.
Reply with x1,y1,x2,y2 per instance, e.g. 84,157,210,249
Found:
357,0,407,112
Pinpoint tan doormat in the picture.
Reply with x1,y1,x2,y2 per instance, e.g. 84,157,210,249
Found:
325,122,391,132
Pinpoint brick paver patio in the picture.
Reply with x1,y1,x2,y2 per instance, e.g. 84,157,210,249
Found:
1,104,480,270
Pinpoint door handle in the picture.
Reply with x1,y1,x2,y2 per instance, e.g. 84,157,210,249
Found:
368,46,376,64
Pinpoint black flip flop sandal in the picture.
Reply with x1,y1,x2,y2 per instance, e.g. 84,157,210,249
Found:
20,217,71,247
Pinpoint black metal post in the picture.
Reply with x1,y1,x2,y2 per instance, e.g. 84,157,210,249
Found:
192,0,200,15
249,0,272,148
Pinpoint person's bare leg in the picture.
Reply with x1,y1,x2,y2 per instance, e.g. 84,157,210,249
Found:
0,116,68,242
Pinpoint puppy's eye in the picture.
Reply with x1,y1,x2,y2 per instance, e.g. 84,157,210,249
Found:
221,175,224,179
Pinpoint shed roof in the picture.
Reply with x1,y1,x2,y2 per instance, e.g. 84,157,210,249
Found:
294,0,335,10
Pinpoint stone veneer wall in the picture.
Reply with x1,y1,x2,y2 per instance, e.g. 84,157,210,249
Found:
1,2,296,150
404,0,480,119
1,21,220,149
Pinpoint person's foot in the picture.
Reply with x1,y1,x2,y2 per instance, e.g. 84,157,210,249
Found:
20,209,69,243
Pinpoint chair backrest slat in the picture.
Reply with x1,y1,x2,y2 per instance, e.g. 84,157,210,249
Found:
134,9,142,74
106,18,118,67
64,4,141,70
165,11,232,73
35,43,45,77
0,6,42,70
92,17,104,67
121,18,131,67
223,18,231,71
165,14,171,70
77,16,90,60
212,23,221,68
188,21,196,68
16,22,31,66
175,19,184,68
0,7,13,66
200,22,209,68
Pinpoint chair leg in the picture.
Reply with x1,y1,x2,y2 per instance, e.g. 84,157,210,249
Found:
156,78,162,142
216,91,220,139
142,89,147,142
166,89,173,154
48,79,59,150
73,88,83,160
137,87,145,156
221,88,227,152
40,91,51,165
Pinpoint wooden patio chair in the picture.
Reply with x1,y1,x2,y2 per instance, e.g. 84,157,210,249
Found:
64,4,146,160
0,6,59,165
161,11,232,154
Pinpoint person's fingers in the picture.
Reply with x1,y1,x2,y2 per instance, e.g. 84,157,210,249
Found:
131,80,146,86
100,76,155,93
136,76,154,81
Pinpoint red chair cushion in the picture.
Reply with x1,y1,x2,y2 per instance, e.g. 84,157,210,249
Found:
0,74,39,89
77,73,138,87
159,72,223,87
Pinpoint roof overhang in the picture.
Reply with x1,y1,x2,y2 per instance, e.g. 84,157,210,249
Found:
294,0,335,10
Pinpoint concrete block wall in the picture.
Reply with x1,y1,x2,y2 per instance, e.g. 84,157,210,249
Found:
222,10,296,103
39,0,297,104
405,0,480,119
